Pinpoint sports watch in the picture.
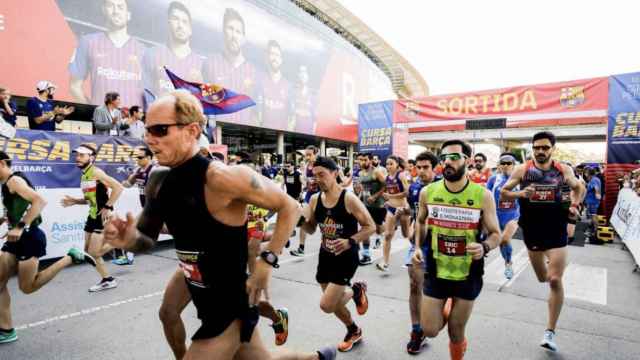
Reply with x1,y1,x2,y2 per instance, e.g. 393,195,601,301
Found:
260,250,280,268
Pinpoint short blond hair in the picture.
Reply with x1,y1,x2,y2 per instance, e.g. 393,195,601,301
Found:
165,90,206,127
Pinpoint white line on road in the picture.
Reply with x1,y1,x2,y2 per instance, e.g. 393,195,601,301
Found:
564,263,608,305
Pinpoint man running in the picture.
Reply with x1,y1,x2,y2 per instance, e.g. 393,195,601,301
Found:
486,152,521,280
377,155,410,272
290,145,319,257
61,144,123,292
404,151,437,354
500,131,584,352
103,91,334,360
357,153,386,264
468,152,492,186
117,147,155,265
300,156,374,352
413,139,500,360
0,151,95,344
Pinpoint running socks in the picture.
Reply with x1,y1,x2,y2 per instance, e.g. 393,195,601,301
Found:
299,245,305,251
0,327,14,333
362,242,371,257
103,277,114,282
500,243,513,263
449,338,468,360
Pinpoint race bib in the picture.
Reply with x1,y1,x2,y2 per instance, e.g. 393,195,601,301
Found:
499,200,515,209
286,176,294,184
437,234,466,256
531,184,557,203
176,250,207,288
81,180,97,193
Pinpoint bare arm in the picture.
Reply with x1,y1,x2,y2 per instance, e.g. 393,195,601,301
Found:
561,164,586,205
94,168,124,207
344,192,375,242
33,111,54,125
70,78,90,104
500,165,527,201
386,172,410,199
301,193,319,235
480,189,501,251
8,177,46,226
414,186,429,249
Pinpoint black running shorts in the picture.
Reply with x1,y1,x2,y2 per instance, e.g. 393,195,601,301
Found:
366,206,386,226
1,226,47,261
316,247,359,286
423,275,483,301
521,225,568,252
84,216,104,234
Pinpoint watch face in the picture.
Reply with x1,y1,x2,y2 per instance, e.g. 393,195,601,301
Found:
266,253,276,263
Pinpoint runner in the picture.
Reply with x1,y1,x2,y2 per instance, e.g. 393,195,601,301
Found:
61,144,124,292
404,151,438,354
103,91,335,360
486,152,521,280
376,155,410,272
357,153,386,264
0,151,95,344
500,131,584,352
290,145,319,257
118,147,155,265
412,139,500,360
300,156,374,352
468,152,492,186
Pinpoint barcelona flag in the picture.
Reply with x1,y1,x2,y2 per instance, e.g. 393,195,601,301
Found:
165,67,255,115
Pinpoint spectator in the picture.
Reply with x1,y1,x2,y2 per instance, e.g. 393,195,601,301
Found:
0,88,17,126
119,105,145,139
584,167,602,238
283,161,302,201
92,92,122,136
26,81,74,131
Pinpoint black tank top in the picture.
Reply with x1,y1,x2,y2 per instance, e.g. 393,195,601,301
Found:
156,154,248,290
314,190,358,254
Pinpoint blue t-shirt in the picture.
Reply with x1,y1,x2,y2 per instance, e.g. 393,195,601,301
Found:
586,177,601,204
490,174,520,214
0,100,17,126
26,97,55,131
486,175,497,192
408,179,426,211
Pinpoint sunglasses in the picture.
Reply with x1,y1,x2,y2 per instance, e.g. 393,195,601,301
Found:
500,162,513,166
145,123,185,137
533,145,552,151
136,156,147,160
439,153,467,162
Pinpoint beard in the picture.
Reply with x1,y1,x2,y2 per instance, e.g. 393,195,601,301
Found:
77,160,91,169
474,163,483,170
535,153,550,164
443,164,466,182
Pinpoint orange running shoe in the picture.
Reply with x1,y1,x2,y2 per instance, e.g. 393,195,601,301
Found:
352,281,369,315
338,326,362,352
272,308,289,346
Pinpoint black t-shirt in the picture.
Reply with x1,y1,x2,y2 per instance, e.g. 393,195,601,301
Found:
284,170,302,198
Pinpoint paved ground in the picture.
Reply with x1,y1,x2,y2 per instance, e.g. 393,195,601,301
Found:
2,230,640,359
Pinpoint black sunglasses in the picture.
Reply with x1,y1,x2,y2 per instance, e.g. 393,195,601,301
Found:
145,123,185,137
500,162,513,166
136,156,147,160
533,145,552,151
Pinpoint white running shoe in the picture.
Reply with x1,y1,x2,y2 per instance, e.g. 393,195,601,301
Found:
376,263,389,272
540,329,558,352
89,278,118,292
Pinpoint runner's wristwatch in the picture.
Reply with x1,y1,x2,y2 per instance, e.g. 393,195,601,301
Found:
260,250,280,268
17,221,29,232
482,242,491,257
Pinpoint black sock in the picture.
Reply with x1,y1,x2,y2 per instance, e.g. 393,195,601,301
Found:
568,236,575,243
317,351,325,360
347,322,358,333
546,328,555,334
103,277,114,282
363,243,370,250
352,284,361,300
299,245,305,251
0,327,14,333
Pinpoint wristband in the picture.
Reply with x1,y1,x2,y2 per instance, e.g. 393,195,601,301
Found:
482,242,491,257
348,237,357,248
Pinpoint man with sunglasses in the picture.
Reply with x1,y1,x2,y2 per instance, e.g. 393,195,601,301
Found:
61,144,124,292
468,153,492,187
412,140,500,360
103,91,335,360
500,131,584,352
486,152,520,280
404,151,438,354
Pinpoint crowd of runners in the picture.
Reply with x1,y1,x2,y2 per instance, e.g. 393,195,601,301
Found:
0,90,589,359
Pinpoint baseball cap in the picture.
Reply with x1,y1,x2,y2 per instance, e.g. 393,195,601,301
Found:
36,80,57,92
72,144,97,155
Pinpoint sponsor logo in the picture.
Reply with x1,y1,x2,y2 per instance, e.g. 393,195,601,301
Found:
96,66,142,81
560,86,585,108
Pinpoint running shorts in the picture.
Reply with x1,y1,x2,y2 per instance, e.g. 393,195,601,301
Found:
405,242,429,268
84,216,104,233
497,211,520,231
1,226,47,261
521,225,568,252
423,274,483,301
316,247,359,286
366,206,386,226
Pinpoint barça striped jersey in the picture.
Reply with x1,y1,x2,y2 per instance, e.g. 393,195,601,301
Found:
143,44,204,97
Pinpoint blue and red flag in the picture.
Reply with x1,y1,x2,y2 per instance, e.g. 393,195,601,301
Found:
164,67,255,115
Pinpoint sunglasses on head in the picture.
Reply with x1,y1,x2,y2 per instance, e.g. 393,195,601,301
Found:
533,145,552,151
439,153,467,162
145,123,185,137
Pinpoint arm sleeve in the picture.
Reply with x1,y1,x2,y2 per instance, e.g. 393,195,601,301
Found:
69,35,90,80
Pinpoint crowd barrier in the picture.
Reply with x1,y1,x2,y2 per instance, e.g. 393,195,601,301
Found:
610,188,640,265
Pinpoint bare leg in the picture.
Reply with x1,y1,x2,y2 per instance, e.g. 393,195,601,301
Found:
420,296,446,338
258,301,279,324
159,269,191,360
447,298,474,343
528,250,548,283
408,265,424,326
545,247,567,331
399,212,411,239
86,232,110,279
319,283,354,326
0,252,17,330
382,212,396,266
17,256,72,294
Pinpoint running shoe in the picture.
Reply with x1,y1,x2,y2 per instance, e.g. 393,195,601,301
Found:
272,308,289,346
352,281,369,315
290,248,304,257
338,326,362,352
373,238,381,249
0,328,17,344
540,329,558,352
376,263,389,272
359,255,372,266
67,248,96,266
406,329,427,354
89,278,118,292
504,263,514,280
317,346,337,360
112,256,130,266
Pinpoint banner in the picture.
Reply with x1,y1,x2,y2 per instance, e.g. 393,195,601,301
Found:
0,130,151,259
610,189,640,265
358,101,394,160
605,73,640,217
397,77,608,132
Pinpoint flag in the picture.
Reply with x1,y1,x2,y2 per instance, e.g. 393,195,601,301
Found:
165,67,255,115
143,89,156,111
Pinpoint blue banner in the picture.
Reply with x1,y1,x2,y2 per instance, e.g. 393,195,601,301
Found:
0,130,145,188
608,73,640,164
358,101,394,160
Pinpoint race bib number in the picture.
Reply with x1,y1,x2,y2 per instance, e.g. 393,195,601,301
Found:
531,184,557,203
176,250,207,288
437,234,466,256
499,200,515,209
80,180,97,193
286,176,294,184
